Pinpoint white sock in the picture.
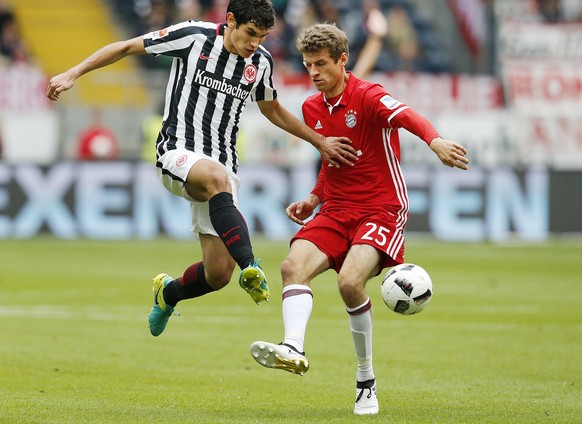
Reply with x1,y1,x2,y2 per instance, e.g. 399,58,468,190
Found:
347,298,374,382
282,284,313,353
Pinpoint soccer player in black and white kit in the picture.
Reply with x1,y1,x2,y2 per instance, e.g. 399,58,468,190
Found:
46,0,358,337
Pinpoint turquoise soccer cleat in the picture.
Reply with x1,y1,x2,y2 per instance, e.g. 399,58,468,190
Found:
238,260,269,304
148,273,178,337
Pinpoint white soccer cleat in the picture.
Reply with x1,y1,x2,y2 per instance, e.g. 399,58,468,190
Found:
353,379,379,415
249,341,309,376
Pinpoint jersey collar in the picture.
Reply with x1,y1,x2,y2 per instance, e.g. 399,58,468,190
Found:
322,71,356,113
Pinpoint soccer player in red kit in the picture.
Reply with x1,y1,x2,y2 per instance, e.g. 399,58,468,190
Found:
250,23,469,415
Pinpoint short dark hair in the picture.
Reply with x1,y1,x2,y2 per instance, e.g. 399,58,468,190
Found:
227,0,276,30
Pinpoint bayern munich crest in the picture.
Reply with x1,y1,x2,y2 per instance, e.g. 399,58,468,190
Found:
244,64,257,83
345,110,357,128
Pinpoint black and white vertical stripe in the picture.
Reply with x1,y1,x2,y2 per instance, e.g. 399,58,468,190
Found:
144,21,277,174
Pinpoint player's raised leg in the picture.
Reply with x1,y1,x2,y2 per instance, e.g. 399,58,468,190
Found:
208,192,269,303
184,159,267,303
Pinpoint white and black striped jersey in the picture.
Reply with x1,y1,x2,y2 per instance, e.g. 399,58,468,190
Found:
143,21,277,174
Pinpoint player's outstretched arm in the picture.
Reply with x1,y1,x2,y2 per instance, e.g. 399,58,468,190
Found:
257,99,358,168
286,194,321,226
429,137,469,170
46,36,146,101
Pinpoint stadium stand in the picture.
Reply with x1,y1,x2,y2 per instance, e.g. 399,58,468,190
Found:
5,0,495,161
12,0,148,106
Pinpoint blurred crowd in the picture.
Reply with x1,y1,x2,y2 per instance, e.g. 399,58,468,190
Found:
112,0,450,74
497,0,582,23
1,0,581,73
112,0,582,75
3,0,581,74
0,0,31,67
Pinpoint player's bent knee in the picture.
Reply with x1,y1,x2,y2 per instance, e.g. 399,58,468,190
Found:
206,266,235,290
201,166,231,193
186,162,231,200
337,276,362,303
280,256,301,282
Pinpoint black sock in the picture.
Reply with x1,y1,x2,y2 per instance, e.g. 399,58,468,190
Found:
208,192,255,269
163,263,214,307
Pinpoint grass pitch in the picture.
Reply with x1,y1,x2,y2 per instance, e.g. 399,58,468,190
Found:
0,237,581,423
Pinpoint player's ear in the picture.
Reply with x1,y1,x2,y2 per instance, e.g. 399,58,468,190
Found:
226,12,237,29
339,53,348,68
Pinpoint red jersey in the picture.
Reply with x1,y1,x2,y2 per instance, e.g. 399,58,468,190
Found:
303,73,439,217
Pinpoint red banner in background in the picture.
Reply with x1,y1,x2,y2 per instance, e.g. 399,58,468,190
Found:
499,22,582,169
0,63,58,163
280,72,502,113
0,63,51,113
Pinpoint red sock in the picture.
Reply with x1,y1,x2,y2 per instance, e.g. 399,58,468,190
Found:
179,261,203,286
164,261,214,306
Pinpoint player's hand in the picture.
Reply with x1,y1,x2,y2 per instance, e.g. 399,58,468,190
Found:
46,71,76,101
286,198,318,226
429,137,469,170
319,136,358,168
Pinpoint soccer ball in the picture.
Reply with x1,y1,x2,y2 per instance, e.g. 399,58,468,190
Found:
381,263,433,315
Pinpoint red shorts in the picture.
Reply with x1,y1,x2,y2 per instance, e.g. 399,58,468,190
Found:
291,208,405,274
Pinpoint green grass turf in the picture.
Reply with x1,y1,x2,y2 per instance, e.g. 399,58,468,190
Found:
0,237,581,423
